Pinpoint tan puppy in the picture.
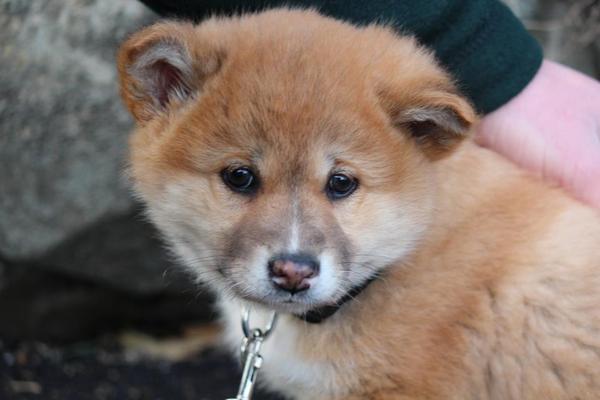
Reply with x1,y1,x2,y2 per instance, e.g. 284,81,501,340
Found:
117,9,600,399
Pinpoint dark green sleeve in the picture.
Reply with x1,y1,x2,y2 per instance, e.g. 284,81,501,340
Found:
139,0,543,114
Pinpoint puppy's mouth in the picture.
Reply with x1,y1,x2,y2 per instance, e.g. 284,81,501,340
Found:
224,272,378,318
230,284,328,314
226,272,379,323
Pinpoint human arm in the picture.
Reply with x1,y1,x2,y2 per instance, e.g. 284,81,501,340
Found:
475,60,600,207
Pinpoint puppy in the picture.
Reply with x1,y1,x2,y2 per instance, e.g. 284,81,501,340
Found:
117,9,600,399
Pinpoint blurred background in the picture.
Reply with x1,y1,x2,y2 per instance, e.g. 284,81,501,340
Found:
1,0,599,399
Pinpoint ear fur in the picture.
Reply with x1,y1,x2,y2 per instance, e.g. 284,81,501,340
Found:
379,81,477,160
117,22,223,123
394,88,476,160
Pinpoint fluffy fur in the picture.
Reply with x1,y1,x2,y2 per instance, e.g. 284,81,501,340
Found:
118,9,600,399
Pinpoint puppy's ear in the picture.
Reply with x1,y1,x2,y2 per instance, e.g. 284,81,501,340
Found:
117,22,223,123
379,83,477,160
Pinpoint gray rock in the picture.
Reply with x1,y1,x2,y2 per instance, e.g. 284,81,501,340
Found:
595,42,600,77
505,0,599,78
0,262,214,343
0,0,155,259
0,257,6,291
0,0,198,296
42,208,194,294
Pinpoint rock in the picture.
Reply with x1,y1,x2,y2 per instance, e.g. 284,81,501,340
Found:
0,262,215,343
41,208,193,295
595,42,600,77
505,0,599,78
0,0,154,260
0,0,200,296
0,257,6,290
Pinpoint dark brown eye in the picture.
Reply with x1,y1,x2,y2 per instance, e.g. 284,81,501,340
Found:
221,167,258,194
326,173,358,200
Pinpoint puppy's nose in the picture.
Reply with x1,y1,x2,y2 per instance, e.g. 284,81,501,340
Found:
268,253,319,294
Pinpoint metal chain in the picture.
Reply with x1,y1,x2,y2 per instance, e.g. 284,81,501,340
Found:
226,308,278,400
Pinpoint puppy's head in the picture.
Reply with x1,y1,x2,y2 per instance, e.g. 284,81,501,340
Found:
118,9,475,314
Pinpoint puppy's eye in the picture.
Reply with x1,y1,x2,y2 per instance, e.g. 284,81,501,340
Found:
221,167,258,194
326,173,358,200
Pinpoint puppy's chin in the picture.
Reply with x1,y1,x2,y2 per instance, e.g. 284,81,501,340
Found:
248,293,333,315
227,289,329,315
214,278,341,315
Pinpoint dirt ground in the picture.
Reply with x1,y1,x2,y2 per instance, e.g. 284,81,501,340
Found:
0,334,283,400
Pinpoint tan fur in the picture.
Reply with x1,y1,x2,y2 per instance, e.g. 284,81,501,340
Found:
118,9,600,400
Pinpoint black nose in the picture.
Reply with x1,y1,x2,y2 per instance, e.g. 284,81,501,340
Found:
268,253,320,294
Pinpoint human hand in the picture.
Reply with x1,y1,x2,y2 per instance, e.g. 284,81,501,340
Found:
475,60,600,208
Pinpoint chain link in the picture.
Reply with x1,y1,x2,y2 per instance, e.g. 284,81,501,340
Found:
226,308,278,400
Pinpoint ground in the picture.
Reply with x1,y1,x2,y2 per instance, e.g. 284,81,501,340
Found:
0,333,283,400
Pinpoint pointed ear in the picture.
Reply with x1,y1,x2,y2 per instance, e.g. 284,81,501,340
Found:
117,22,224,123
380,84,477,160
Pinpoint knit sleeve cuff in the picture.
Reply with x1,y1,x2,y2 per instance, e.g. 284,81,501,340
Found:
432,0,543,114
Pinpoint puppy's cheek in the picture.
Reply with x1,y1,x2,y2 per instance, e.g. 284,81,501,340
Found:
342,190,433,276
313,250,344,300
226,245,272,297
140,175,246,280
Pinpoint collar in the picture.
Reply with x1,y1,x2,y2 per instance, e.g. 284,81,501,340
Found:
295,274,379,324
